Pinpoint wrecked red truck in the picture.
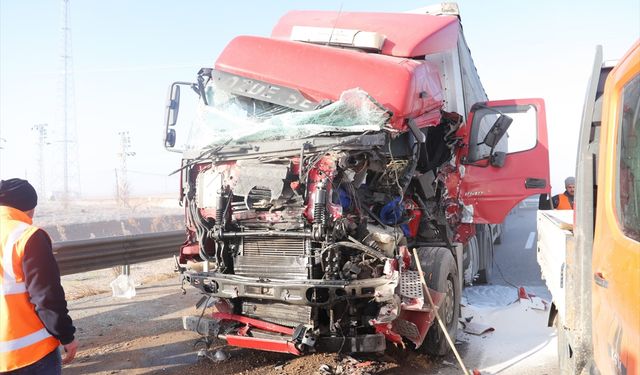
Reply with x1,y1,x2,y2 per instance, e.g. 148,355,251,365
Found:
163,4,550,356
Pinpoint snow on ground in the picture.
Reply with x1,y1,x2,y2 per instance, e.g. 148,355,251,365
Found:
457,285,559,375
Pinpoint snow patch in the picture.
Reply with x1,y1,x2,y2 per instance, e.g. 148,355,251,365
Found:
463,285,519,308
459,285,558,374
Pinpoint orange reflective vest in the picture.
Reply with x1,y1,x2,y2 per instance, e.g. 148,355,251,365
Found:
0,206,59,372
556,193,574,210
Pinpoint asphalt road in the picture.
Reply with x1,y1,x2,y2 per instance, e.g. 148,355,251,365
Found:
492,203,551,299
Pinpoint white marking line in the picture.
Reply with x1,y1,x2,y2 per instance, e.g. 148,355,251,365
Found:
525,232,536,249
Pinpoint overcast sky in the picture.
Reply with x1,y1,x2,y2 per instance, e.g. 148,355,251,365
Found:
1,0,638,198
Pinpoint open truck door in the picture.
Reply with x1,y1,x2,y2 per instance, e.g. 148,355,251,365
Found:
459,98,550,224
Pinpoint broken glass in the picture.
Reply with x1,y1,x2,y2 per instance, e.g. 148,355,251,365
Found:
185,86,391,150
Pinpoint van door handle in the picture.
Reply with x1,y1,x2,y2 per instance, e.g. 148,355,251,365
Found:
594,272,608,288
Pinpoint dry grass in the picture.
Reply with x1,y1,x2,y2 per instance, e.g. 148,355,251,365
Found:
61,258,177,301
66,284,110,301
140,271,178,285
111,266,123,278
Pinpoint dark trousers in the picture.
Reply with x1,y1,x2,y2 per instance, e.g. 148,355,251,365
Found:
1,349,61,375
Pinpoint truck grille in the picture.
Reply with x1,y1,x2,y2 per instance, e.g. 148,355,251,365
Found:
235,236,309,280
242,236,306,257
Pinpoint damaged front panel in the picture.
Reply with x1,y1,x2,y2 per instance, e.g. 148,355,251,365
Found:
177,67,466,354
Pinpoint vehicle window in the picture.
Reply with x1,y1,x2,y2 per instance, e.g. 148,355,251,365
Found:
185,87,390,150
468,104,537,162
617,73,640,241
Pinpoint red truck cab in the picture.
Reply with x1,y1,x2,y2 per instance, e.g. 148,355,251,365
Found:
165,6,550,356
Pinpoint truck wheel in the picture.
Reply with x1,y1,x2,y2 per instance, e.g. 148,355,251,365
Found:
476,225,493,284
415,247,460,356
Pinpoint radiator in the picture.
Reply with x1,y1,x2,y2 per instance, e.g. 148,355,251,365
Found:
234,236,310,280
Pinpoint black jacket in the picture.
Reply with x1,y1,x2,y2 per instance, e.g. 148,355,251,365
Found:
22,229,76,345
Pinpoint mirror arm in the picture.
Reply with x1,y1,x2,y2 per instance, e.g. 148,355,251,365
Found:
196,68,213,105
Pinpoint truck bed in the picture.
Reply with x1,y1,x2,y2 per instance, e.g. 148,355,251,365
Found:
536,210,575,321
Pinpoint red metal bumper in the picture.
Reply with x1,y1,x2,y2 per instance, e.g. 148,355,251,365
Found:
221,335,302,355
212,312,295,335
212,312,301,355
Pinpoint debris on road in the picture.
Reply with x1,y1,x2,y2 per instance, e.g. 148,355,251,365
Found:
197,348,229,363
460,321,495,336
517,286,549,311
110,274,136,299
312,355,389,375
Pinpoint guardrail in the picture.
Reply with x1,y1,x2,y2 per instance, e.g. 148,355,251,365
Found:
52,230,185,276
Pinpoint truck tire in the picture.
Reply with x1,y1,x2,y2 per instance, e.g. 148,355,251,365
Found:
415,247,460,356
476,225,494,284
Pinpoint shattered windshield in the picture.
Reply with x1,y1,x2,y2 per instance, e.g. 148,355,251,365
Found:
184,84,391,150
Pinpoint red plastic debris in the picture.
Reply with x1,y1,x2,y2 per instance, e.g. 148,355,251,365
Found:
373,323,403,345
355,360,374,368
518,286,529,300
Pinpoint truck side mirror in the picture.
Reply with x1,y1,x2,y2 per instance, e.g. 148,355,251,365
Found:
166,84,181,128
164,82,188,151
482,114,512,148
163,80,199,152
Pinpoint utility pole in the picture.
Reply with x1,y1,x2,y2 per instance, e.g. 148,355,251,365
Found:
56,0,80,204
31,124,50,197
117,131,135,207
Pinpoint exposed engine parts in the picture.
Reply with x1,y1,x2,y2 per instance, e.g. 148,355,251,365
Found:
177,109,464,353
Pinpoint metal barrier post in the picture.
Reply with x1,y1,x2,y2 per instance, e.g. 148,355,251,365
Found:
123,264,130,276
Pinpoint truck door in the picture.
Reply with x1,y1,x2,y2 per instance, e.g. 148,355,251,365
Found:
458,98,550,224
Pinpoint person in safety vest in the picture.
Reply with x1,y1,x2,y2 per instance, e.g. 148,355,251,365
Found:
552,176,575,210
0,178,78,374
